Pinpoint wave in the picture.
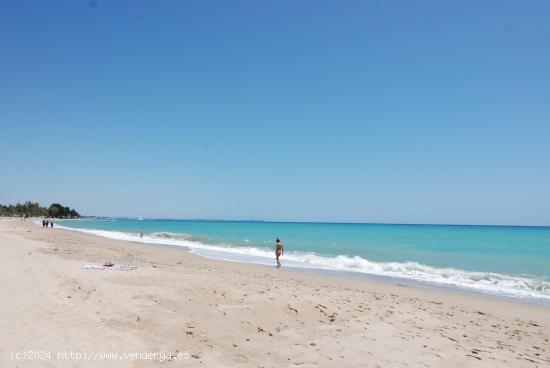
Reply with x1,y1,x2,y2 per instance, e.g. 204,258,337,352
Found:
51,223,550,303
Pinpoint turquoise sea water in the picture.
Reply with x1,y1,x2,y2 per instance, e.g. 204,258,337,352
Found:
56,219,550,304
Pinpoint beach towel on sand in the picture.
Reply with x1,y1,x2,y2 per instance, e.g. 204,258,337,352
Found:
81,264,137,271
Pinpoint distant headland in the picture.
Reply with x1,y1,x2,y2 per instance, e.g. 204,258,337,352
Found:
0,201,80,218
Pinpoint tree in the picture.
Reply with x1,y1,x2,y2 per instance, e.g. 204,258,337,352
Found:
48,204,60,218
48,203,80,218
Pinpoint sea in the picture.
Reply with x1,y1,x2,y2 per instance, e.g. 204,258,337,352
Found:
55,219,550,305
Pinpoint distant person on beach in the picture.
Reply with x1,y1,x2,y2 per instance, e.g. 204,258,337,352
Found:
45,220,49,228
42,219,46,227
139,227,144,239
50,220,54,228
275,238,284,268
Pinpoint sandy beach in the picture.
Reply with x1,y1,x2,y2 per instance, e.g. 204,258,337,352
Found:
1,218,549,367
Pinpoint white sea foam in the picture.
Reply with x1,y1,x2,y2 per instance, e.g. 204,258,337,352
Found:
53,223,550,303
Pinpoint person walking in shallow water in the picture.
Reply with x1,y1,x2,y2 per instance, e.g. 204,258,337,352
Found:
275,238,284,268
139,227,144,239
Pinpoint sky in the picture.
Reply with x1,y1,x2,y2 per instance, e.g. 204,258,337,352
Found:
1,0,549,225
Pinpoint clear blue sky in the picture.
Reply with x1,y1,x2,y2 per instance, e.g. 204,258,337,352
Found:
1,1,549,225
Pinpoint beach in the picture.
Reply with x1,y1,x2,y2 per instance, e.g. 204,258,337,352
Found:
1,218,549,367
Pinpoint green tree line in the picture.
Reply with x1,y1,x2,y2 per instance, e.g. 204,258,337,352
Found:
0,201,80,218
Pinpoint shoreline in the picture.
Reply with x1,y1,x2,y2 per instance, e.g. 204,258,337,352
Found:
53,219,550,307
1,218,549,367
44,219,550,304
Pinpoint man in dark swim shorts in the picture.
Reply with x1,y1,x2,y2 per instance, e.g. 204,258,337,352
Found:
275,238,284,268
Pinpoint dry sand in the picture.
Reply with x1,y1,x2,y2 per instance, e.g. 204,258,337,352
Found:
0,218,549,367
